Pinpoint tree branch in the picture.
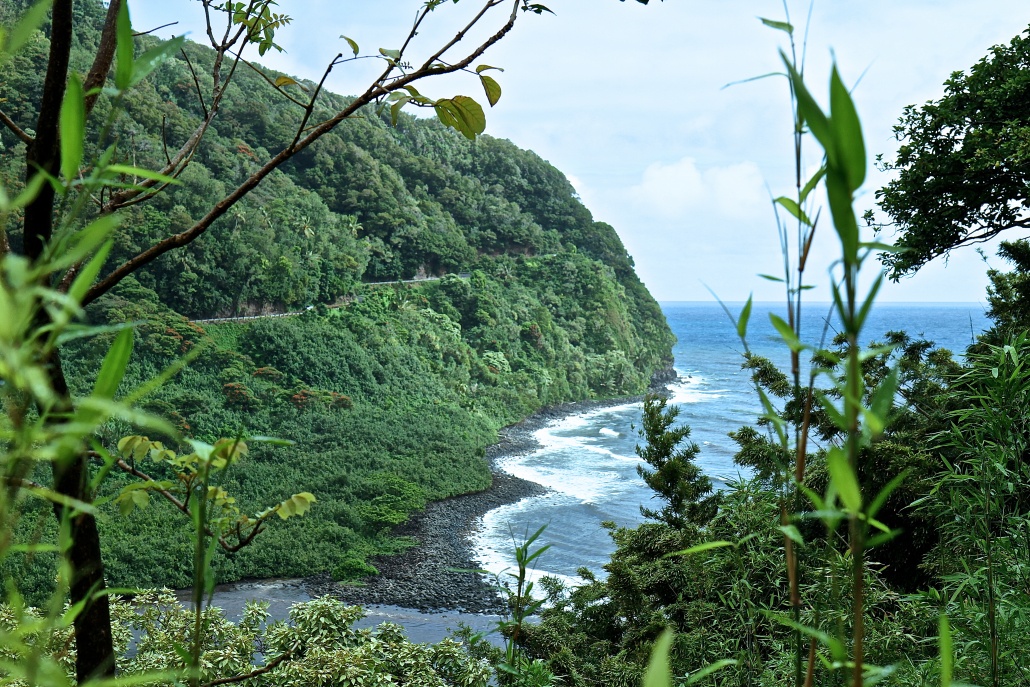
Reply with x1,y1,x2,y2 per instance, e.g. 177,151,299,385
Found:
83,0,121,116
113,459,262,553
202,644,299,687
0,109,32,145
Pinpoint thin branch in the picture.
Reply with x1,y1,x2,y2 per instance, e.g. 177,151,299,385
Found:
134,21,178,37
2,477,46,491
85,0,523,305
229,52,308,108
0,109,33,145
202,645,299,687
180,47,210,118
113,459,262,553
420,0,505,73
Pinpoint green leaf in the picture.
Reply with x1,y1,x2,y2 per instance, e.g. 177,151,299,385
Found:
274,75,298,88
6,0,51,55
782,53,833,162
67,240,112,304
799,165,826,203
775,196,813,226
130,35,186,87
867,365,900,429
104,164,181,185
59,73,85,182
114,0,134,90
435,96,486,140
643,628,674,687
92,328,134,399
667,540,734,558
769,313,803,352
855,273,884,332
758,274,785,283
940,615,953,687
379,47,401,60
686,659,738,685
51,214,120,271
778,524,804,545
826,446,862,512
736,294,753,340
759,17,794,34
829,65,866,191
479,74,502,107
826,167,859,264
390,96,410,126
476,64,503,73
341,35,359,57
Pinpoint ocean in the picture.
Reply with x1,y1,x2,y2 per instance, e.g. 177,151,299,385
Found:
471,301,991,585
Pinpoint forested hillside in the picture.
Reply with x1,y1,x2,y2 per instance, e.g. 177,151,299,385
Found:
0,0,673,595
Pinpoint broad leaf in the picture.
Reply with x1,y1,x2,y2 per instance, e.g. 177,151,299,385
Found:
341,35,359,57
480,74,501,107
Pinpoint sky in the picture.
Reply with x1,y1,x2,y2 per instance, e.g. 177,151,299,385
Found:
130,1,1030,303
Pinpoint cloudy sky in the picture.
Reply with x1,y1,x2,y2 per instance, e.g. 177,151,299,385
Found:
132,1,1030,303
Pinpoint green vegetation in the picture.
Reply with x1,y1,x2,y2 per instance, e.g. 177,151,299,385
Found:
0,0,672,605
509,16,1030,687
0,0,671,682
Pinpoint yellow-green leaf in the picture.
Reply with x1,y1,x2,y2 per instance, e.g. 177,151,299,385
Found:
341,35,359,57
479,74,501,107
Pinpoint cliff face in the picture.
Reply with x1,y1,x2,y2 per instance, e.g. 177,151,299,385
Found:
0,0,674,594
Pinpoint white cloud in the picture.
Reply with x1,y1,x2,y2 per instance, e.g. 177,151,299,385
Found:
628,157,766,220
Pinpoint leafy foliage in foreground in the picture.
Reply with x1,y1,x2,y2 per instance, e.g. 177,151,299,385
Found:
1,592,491,687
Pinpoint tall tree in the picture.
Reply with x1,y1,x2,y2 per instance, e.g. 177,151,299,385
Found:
877,26,1030,279
0,0,543,680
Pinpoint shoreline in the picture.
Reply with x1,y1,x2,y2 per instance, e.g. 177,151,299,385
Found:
304,392,656,613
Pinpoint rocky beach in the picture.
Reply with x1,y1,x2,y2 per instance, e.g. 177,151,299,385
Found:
304,394,657,613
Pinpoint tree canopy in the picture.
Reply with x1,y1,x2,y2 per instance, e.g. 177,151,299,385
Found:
877,26,1030,278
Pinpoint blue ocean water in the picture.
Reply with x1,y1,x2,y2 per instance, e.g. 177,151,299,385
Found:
471,301,990,584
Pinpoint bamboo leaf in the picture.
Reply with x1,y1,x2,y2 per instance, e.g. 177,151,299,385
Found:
643,628,674,687
759,17,794,34
667,540,734,558
5,0,51,55
59,73,85,182
131,35,186,87
769,313,804,352
92,328,134,400
67,241,112,304
782,53,833,162
114,0,134,90
685,659,738,685
775,196,813,226
939,615,952,687
736,295,753,340
829,65,866,191
826,446,862,512
799,165,826,203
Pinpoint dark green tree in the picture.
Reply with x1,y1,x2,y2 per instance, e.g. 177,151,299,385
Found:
636,394,719,528
877,26,1030,278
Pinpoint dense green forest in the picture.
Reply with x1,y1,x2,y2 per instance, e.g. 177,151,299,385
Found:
0,0,672,596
